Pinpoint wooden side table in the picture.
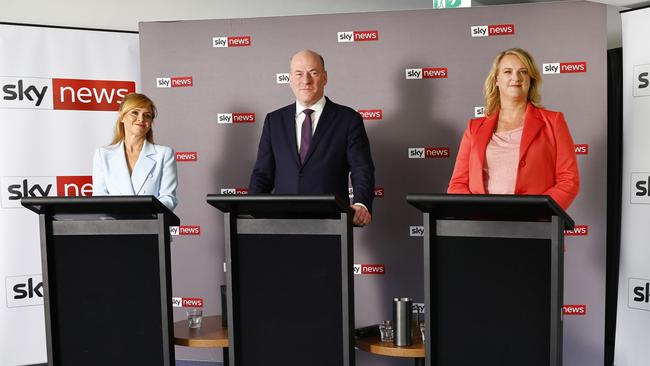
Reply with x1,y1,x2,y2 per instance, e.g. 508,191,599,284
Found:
356,334,425,366
174,315,229,365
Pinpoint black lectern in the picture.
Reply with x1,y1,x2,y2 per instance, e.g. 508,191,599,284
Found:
207,194,355,366
21,196,179,366
407,194,574,366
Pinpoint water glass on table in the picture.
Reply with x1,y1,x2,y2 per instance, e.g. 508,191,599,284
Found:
379,320,394,342
419,321,426,343
187,308,203,328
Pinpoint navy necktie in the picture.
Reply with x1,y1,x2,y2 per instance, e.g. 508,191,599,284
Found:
299,109,314,164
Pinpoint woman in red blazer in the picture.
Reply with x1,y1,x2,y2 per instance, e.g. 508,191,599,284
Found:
448,48,579,210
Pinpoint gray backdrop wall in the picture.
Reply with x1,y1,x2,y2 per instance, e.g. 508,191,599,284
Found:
140,2,606,364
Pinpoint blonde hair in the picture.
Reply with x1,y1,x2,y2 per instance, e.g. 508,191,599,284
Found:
483,48,542,116
110,93,157,145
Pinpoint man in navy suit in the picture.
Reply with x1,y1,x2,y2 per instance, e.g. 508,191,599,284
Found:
249,49,375,226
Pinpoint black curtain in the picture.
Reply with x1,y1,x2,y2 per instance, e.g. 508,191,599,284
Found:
604,47,622,366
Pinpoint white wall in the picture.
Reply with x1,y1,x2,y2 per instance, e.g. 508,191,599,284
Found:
1,0,625,48
0,0,431,31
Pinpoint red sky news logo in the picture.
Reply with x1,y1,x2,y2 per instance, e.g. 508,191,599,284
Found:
220,188,249,195
337,30,379,42
564,225,588,236
405,68,448,79
217,113,256,124
474,106,485,117
277,73,290,84
176,152,198,162
353,264,386,275
172,297,204,308
213,36,251,47
156,76,193,88
169,226,201,236
6,275,43,308
408,147,450,159
471,24,515,37
575,144,589,155
357,109,383,120
563,304,587,315
1,76,134,110
53,78,135,111
543,62,587,74
410,226,425,236
1,176,92,208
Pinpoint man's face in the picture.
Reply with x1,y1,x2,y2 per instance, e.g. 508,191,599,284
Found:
289,51,327,107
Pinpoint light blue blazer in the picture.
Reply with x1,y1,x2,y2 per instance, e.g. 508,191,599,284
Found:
92,140,178,210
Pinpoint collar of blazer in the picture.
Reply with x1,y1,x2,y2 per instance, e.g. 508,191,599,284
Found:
282,96,337,168
109,140,158,195
473,102,545,167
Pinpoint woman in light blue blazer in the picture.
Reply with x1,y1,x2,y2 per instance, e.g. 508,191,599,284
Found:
92,93,178,210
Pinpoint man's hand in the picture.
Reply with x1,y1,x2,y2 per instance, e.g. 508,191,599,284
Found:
351,204,372,226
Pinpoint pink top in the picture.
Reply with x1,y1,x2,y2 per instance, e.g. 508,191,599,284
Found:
483,126,523,194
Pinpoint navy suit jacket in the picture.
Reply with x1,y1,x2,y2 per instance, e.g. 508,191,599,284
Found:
249,97,375,210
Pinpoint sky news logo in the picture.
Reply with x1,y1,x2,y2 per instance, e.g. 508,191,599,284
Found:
357,109,383,120
169,226,201,236
156,76,193,88
563,304,587,315
564,225,588,236
337,30,379,42
353,264,386,275
470,24,515,37
172,297,204,308
634,64,650,97
1,176,92,208
217,113,256,124
220,188,249,195
575,144,589,155
542,62,587,74
408,147,450,159
348,187,385,199
0,76,135,110
405,68,448,79
176,152,198,162
6,275,43,308
410,226,425,237
474,106,485,118
628,278,650,311
277,73,290,84
213,36,251,48
630,173,650,204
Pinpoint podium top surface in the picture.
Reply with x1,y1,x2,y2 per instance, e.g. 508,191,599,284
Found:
407,194,574,229
206,194,351,218
21,196,180,224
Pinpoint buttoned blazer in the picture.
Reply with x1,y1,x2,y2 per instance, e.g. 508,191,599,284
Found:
92,140,178,210
249,97,375,210
448,103,579,210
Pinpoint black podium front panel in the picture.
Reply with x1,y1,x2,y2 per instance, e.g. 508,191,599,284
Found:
432,236,551,366
48,234,164,366
22,196,177,366
233,234,343,366
208,195,354,366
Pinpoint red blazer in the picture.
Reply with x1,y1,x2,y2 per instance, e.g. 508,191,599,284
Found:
448,103,579,210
